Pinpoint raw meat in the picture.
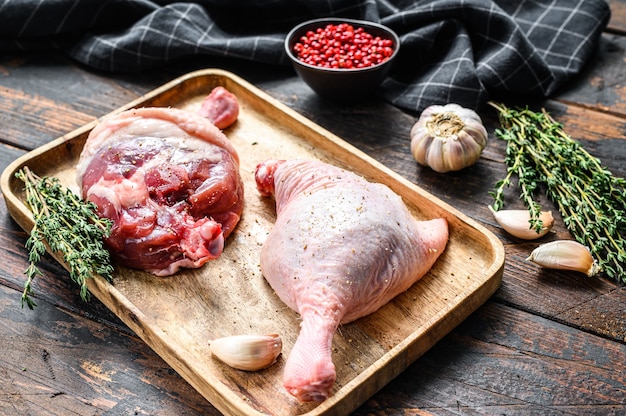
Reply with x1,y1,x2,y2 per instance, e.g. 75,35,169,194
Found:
77,106,244,276
197,86,239,129
255,159,449,402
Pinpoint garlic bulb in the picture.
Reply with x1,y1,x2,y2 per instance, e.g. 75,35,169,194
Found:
526,240,601,277
209,333,282,371
489,206,554,240
410,103,488,173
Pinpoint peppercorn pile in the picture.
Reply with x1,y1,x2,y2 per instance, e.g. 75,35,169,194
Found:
292,23,394,69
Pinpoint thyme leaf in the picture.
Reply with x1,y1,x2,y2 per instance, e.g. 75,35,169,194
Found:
16,167,114,309
489,102,626,283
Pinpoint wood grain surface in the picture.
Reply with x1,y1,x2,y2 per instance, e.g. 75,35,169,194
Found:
0,1,624,415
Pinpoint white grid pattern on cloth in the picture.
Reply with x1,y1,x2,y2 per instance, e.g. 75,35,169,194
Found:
0,0,611,113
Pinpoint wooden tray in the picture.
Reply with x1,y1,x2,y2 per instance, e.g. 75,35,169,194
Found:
1,69,504,416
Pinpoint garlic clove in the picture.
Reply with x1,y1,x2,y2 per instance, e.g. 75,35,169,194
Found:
526,240,601,277
423,136,446,173
489,206,554,240
410,127,434,169
209,333,282,371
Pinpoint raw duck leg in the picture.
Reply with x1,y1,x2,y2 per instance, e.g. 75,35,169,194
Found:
255,159,449,402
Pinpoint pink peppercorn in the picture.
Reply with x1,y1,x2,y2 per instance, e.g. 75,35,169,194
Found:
292,23,394,69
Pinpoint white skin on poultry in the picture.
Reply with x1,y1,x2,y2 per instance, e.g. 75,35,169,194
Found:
255,159,449,402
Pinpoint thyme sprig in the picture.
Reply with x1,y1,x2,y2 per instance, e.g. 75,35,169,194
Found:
488,102,626,283
16,167,114,309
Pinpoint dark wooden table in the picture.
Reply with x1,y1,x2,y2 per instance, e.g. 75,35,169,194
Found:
1,2,625,415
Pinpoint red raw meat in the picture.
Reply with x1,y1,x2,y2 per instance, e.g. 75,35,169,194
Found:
77,106,243,276
255,159,449,402
197,86,239,129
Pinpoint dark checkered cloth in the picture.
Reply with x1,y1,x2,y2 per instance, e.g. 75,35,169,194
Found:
0,0,611,113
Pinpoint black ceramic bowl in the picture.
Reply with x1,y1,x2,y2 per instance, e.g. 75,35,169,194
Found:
285,18,400,102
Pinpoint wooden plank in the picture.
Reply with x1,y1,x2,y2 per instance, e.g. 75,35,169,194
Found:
495,242,626,342
0,53,167,150
353,301,626,414
0,283,219,415
608,0,626,34
555,34,626,117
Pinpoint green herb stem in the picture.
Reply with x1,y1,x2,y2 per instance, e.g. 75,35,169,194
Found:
489,102,626,282
16,167,114,309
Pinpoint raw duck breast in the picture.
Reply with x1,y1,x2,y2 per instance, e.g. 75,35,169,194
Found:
255,159,449,402
77,107,243,276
